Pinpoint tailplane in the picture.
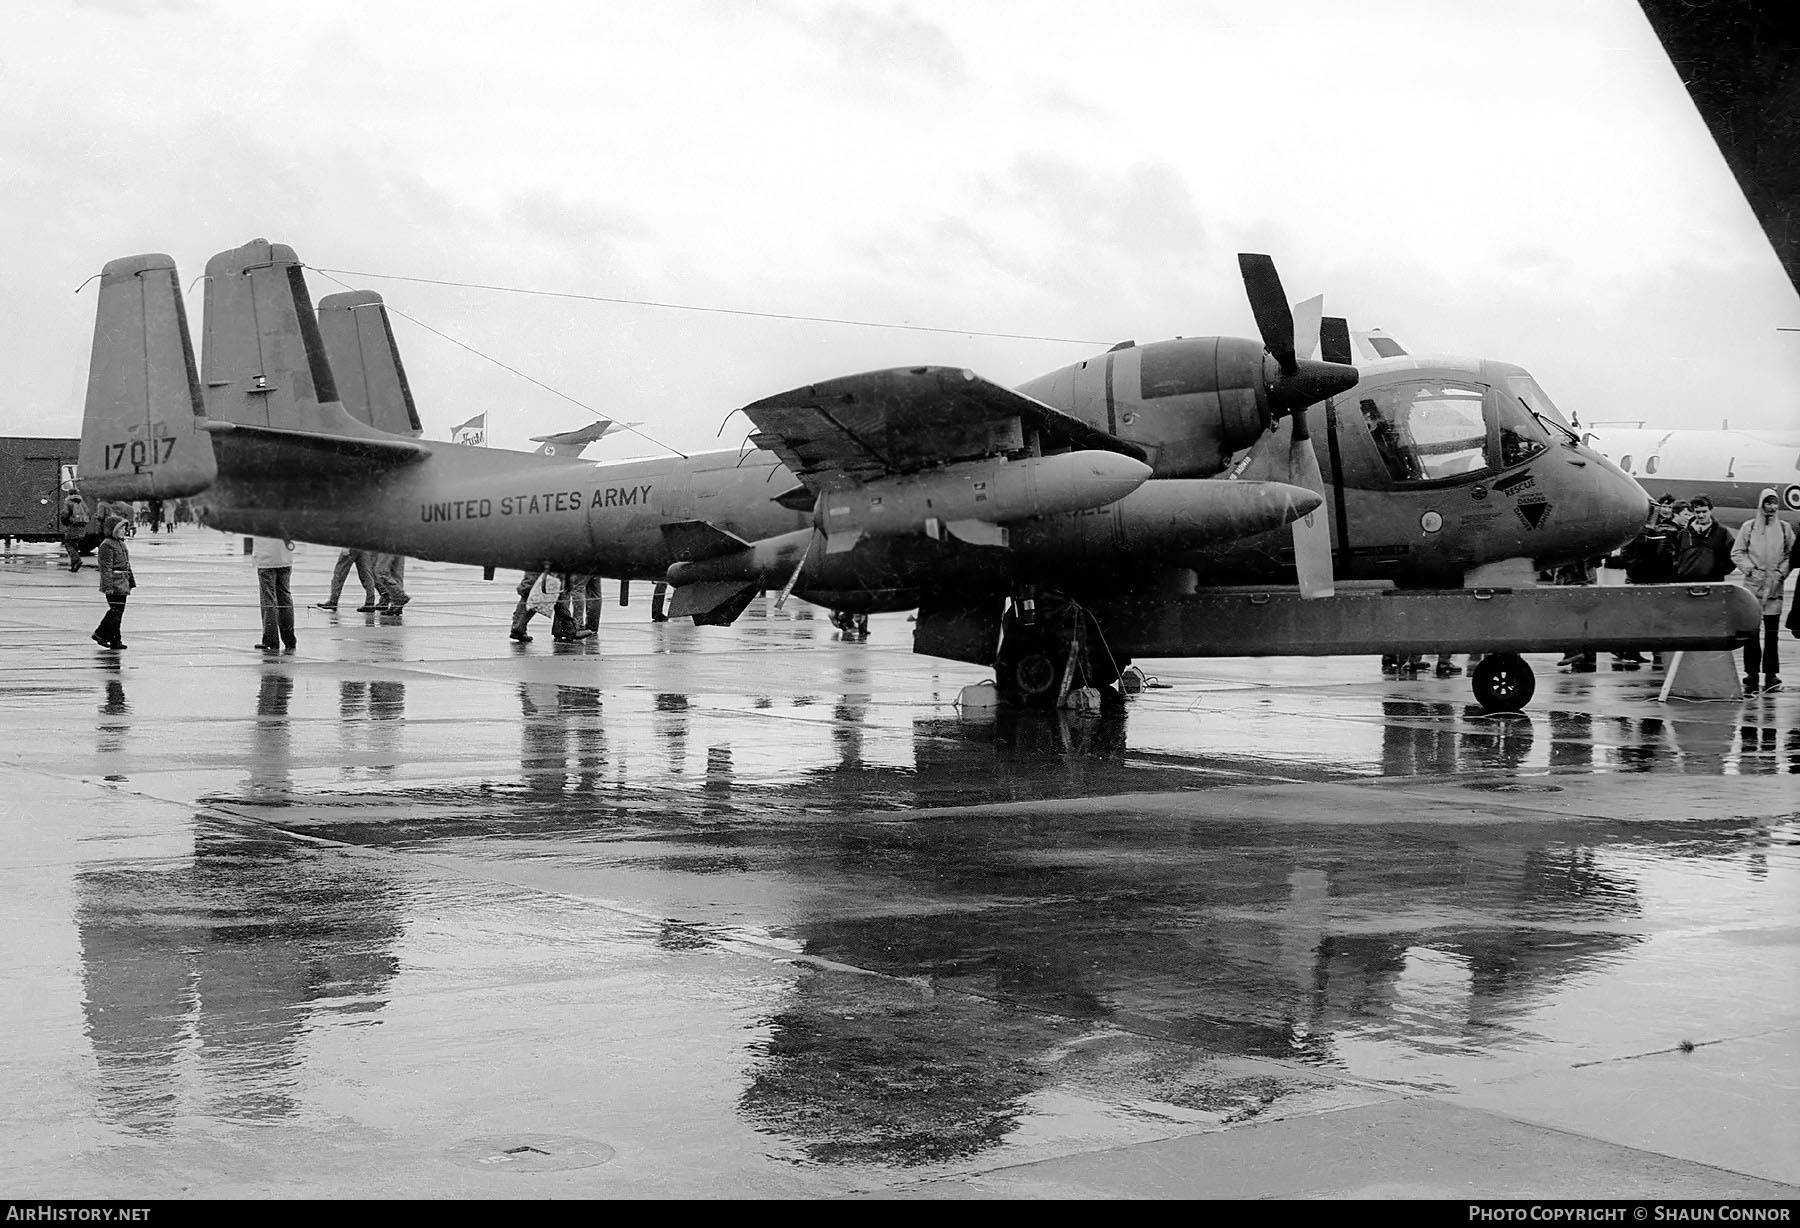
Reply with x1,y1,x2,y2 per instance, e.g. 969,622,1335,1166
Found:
77,254,218,501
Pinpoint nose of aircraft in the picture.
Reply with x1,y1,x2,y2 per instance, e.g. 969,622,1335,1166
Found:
1583,449,1656,554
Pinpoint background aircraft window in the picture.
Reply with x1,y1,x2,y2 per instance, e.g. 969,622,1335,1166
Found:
1359,381,1492,483
1620,454,1634,472
1646,455,1660,474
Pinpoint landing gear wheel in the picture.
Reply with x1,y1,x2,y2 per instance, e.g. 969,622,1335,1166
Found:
1472,651,1535,712
1009,650,1060,704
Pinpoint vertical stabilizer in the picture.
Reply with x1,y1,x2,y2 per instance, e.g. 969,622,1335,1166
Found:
317,290,424,438
200,239,375,437
77,254,218,500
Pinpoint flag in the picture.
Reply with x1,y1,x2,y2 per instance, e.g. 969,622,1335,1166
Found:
450,413,487,446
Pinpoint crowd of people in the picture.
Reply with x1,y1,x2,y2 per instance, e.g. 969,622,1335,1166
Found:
1539,491,1795,692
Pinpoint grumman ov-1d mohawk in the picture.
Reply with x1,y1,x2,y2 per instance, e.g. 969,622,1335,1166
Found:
79,239,1757,712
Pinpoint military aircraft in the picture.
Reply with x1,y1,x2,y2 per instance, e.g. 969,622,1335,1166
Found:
530,420,633,458
80,238,1740,712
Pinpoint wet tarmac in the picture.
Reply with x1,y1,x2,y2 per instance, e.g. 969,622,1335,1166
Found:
2,531,1796,1199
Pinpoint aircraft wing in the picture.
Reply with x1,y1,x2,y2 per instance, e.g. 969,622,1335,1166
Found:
741,366,1147,491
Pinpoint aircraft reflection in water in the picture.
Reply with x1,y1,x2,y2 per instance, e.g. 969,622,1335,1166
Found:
723,726,1793,1163
77,825,403,1132
73,239,1745,714
73,653,1796,1157
78,669,405,1132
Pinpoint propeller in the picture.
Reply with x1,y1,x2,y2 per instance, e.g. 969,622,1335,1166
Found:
1320,316,1354,366
1237,255,1345,598
1238,254,1359,414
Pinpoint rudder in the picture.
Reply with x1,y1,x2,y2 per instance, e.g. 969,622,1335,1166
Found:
77,253,218,501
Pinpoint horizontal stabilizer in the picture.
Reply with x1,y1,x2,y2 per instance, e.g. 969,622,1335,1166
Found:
660,519,751,563
78,253,218,501
198,420,431,466
668,580,759,625
317,290,423,437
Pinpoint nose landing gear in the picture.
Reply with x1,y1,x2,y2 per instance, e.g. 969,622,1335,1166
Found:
1470,651,1535,712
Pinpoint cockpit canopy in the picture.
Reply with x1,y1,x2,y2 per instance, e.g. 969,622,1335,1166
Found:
1352,370,1572,488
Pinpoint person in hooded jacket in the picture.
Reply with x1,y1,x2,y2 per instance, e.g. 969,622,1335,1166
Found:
1731,488,1796,693
92,516,135,650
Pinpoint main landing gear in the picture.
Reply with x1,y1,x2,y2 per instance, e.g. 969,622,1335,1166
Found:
993,596,1123,711
828,609,869,637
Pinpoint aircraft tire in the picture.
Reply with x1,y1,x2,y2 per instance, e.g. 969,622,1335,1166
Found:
1008,651,1061,705
1471,652,1535,713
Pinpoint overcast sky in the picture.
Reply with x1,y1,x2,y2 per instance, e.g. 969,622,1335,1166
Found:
5,0,1797,456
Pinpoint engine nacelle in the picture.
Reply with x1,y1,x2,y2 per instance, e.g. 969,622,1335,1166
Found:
1014,336,1275,479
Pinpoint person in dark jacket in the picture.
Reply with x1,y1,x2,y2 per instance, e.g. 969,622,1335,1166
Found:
91,516,136,650
1610,497,1684,669
1672,495,1733,581
60,490,91,572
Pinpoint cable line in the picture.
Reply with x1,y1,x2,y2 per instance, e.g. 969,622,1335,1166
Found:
311,268,688,458
311,267,1112,346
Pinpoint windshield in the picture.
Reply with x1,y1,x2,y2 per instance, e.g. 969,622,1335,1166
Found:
1359,380,1491,483
1505,373,1579,442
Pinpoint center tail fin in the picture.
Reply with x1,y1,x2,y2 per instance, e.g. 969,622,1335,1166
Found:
200,238,389,439
77,254,218,501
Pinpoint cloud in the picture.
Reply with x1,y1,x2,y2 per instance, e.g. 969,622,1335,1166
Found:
68,0,202,15
810,4,967,87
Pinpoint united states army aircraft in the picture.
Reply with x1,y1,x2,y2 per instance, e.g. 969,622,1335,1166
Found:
77,239,1756,713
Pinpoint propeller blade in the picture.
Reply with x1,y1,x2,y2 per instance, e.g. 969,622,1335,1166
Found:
774,530,817,609
1291,295,1323,362
1238,253,1297,375
1320,316,1354,366
1288,426,1334,598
